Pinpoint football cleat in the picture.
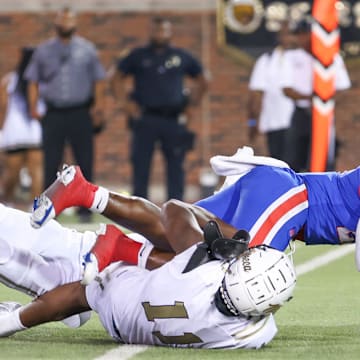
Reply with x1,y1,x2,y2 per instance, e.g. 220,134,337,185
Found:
31,165,96,228
81,224,125,285
31,194,56,229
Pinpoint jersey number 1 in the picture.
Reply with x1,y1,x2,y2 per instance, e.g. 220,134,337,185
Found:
142,301,203,345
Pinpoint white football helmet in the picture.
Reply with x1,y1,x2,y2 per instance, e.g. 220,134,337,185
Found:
221,246,296,317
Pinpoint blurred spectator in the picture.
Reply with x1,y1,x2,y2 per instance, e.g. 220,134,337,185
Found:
111,17,209,201
247,21,296,161
0,47,43,207
280,19,351,171
25,7,106,221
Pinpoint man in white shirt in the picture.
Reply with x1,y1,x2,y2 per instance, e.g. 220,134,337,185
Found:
280,19,351,171
247,21,295,161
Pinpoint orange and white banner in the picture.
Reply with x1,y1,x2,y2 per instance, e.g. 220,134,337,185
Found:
311,0,339,171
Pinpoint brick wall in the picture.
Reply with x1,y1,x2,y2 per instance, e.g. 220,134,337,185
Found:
0,10,359,197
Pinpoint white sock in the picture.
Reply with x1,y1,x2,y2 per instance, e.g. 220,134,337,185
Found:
0,307,27,337
90,186,109,213
137,239,154,269
355,219,360,271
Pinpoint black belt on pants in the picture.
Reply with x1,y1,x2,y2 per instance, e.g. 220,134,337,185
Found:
142,106,182,118
45,101,91,112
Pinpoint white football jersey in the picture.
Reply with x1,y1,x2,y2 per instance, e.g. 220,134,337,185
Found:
86,244,277,349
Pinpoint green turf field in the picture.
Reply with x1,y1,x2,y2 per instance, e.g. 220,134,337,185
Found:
1,227,359,359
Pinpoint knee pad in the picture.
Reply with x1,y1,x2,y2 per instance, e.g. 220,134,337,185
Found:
62,311,92,328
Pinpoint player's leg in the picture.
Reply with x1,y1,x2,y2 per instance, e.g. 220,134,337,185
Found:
0,281,89,337
31,165,108,228
81,224,175,285
0,237,70,297
31,165,172,251
0,204,93,328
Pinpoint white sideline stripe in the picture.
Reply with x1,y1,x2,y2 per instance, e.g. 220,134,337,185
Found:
94,345,149,360
295,244,355,276
94,245,355,360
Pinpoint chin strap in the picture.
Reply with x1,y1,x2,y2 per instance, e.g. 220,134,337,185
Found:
214,278,241,317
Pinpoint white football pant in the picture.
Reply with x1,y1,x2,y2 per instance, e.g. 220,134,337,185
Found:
0,203,95,327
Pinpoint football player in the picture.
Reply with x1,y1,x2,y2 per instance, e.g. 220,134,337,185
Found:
0,190,296,349
27,146,360,290
33,146,360,253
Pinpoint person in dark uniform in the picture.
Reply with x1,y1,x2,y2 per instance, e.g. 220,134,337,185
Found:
25,7,106,221
112,17,208,200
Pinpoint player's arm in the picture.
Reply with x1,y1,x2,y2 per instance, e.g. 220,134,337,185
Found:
160,200,203,254
103,192,172,252
0,281,89,337
161,199,239,254
21,282,89,327
164,199,239,236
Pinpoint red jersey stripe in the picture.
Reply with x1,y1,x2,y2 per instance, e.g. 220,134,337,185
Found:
250,189,308,247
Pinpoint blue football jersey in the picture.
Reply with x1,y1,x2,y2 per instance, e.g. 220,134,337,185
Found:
300,168,360,245
196,166,360,250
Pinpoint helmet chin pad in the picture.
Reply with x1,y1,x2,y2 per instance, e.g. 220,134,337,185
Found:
204,221,250,261
211,237,249,260
182,221,250,273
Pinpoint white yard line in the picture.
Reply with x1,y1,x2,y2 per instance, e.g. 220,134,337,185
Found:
94,244,355,360
94,345,149,360
295,244,355,276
